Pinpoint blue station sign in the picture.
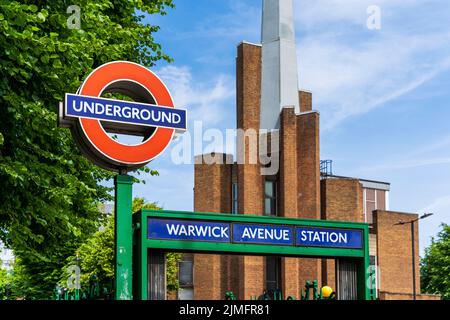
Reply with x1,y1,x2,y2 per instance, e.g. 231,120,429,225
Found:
233,224,294,246
296,227,363,249
65,93,187,131
147,218,364,250
148,218,230,243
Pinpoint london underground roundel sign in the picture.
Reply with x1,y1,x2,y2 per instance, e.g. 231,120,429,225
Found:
59,61,187,172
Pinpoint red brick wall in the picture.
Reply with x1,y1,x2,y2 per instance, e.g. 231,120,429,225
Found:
280,108,298,218
321,259,336,290
321,178,364,222
236,43,265,299
297,112,321,219
193,38,427,301
279,108,300,297
320,178,364,290
236,43,263,218
193,154,232,300
192,42,323,300
374,210,421,296
229,43,323,300
379,292,441,300
296,110,322,293
237,43,261,133
299,91,312,112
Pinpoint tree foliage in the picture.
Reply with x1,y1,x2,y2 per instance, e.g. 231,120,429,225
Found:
131,198,182,292
60,198,181,297
421,224,450,300
0,0,173,299
0,264,10,300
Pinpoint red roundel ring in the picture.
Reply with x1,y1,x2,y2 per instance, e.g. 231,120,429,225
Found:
77,61,175,167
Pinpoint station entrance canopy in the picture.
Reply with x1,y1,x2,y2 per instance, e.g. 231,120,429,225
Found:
134,210,372,300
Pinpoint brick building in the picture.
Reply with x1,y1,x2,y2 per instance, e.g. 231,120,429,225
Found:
176,0,439,300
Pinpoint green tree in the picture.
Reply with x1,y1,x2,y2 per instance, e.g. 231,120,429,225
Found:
132,197,161,213
5,257,33,300
421,224,450,300
60,198,181,298
0,263,10,300
0,258,28,300
0,0,174,299
131,198,182,293
62,215,115,295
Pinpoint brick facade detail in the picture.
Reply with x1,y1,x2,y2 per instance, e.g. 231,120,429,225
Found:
191,42,432,300
193,154,232,300
373,210,421,296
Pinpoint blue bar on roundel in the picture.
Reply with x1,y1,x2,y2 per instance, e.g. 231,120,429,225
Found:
233,224,294,246
147,218,231,243
296,227,363,249
65,94,187,131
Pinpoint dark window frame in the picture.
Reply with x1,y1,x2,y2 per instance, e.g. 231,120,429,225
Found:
178,260,194,288
264,179,279,217
265,256,282,294
232,183,238,215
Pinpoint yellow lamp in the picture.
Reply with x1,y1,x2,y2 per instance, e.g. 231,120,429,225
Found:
321,286,333,298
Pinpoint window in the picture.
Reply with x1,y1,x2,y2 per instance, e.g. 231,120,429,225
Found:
364,189,386,224
148,252,166,300
232,183,238,214
178,256,194,300
365,189,376,223
178,288,194,300
336,259,358,300
264,180,278,216
376,191,386,210
266,257,281,293
179,260,193,287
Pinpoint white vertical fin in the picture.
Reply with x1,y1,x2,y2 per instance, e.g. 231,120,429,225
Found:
261,0,300,130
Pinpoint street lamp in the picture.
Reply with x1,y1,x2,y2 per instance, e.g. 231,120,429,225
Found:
394,213,434,300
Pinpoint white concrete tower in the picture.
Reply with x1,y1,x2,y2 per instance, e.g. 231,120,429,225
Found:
260,0,300,130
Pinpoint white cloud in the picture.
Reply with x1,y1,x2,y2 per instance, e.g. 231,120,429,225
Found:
357,157,450,173
158,1,450,132
296,0,369,28
157,65,234,127
296,1,450,130
168,1,450,131
295,0,424,29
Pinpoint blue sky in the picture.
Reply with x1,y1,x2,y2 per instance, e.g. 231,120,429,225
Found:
128,0,450,256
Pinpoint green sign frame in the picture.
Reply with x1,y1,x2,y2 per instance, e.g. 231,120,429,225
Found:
133,210,372,300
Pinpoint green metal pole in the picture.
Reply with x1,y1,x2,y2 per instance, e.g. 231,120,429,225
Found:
115,175,134,300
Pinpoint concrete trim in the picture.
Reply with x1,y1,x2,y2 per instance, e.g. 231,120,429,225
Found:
239,41,262,47
297,110,320,116
374,210,419,217
323,175,390,189
360,180,391,191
